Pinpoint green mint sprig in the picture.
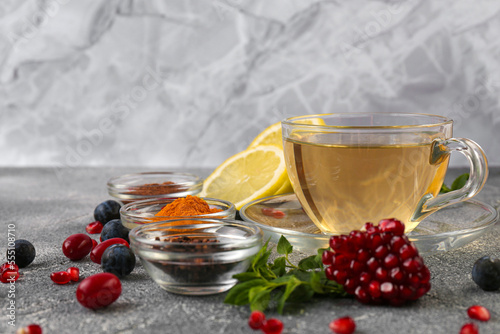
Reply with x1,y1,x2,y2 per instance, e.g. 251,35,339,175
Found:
440,173,469,193
224,235,345,314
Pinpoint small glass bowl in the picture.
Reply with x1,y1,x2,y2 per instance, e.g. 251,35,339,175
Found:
129,218,263,295
120,197,236,229
107,172,203,204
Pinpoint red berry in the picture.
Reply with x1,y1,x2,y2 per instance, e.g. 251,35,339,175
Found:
16,324,43,334
62,234,93,260
67,267,80,282
460,323,479,334
86,221,103,234
76,273,122,309
91,239,98,250
261,208,286,219
1,270,19,283
1,262,19,273
248,310,266,330
90,238,130,264
329,316,356,334
467,305,490,322
51,271,71,285
261,318,283,334
324,219,430,305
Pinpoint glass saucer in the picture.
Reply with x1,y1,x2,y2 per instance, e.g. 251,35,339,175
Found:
240,193,499,255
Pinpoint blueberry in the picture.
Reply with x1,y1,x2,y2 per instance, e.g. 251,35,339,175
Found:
94,200,121,224
472,256,500,291
101,244,135,277
10,240,36,268
101,219,130,243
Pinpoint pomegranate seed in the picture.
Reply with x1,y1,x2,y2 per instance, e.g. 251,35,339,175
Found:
1,270,19,283
261,318,283,334
329,316,356,334
459,323,479,334
467,305,490,322
86,221,103,234
62,234,93,260
76,273,122,309
261,208,286,219
91,239,98,250
248,310,266,330
67,267,80,282
90,238,129,264
324,219,431,305
51,271,71,285
1,262,19,273
322,250,334,265
16,324,43,334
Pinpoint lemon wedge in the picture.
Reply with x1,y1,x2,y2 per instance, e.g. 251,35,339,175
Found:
248,121,283,149
200,145,288,209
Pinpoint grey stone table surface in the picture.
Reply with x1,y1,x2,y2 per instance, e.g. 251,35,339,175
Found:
1,167,499,334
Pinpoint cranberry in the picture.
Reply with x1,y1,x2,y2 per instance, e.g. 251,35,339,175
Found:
16,324,43,334
467,305,490,322
329,316,356,334
261,318,283,334
76,273,122,309
459,323,478,334
90,238,130,264
86,221,103,234
51,271,71,285
248,310,266,330
1,270,19,283
67,267,80,282
62,234,93,260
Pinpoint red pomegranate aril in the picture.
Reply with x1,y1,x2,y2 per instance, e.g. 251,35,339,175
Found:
248,310,266,330
86,221,104,234
16,324,43,334
90,238,130,264
460,323,479,334
1,262,19,273
324,219,431,305
261,318,283,334
380,282,398,299
467,305,490,322
368,281,381,298
62,234,93,261
329,316,356,334
375,267,388,281
1,270,19,283
322,250,334,265
76,273,122,309
67,267,80,282
384,253,400,269
91,239,98,250
51,271,71,285
350,231,366,247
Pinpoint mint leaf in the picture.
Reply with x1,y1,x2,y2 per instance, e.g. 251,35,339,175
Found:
277,276,301,314
232,272,261,282
271,257,286,277
309,271,324,293
224,279,266,305
298,255,321,271
451,173,469,191
277,235,293,255
249,287,271,312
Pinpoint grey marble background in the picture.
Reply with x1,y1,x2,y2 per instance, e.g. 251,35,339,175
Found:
0,0,499,169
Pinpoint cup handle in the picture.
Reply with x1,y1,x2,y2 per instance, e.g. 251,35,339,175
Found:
412,138,489,221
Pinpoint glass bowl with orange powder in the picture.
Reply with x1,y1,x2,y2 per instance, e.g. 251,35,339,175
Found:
120,195,236,229
107,172,203,204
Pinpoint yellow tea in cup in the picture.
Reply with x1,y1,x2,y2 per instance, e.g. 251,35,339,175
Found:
282,113,488,235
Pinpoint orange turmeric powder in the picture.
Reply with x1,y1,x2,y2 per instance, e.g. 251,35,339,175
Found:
155,195,222,217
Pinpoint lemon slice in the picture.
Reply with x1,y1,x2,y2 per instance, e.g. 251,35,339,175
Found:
248,121,283,149
200,145,288,209
274,177,294,195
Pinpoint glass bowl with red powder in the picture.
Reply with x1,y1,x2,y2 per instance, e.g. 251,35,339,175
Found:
129,218,263,295
120,196,236,229
107,172,203,204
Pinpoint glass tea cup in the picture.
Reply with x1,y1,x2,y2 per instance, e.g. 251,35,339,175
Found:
282,113,488,235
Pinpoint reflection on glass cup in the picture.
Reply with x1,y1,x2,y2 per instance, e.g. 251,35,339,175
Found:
282,113,488,234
